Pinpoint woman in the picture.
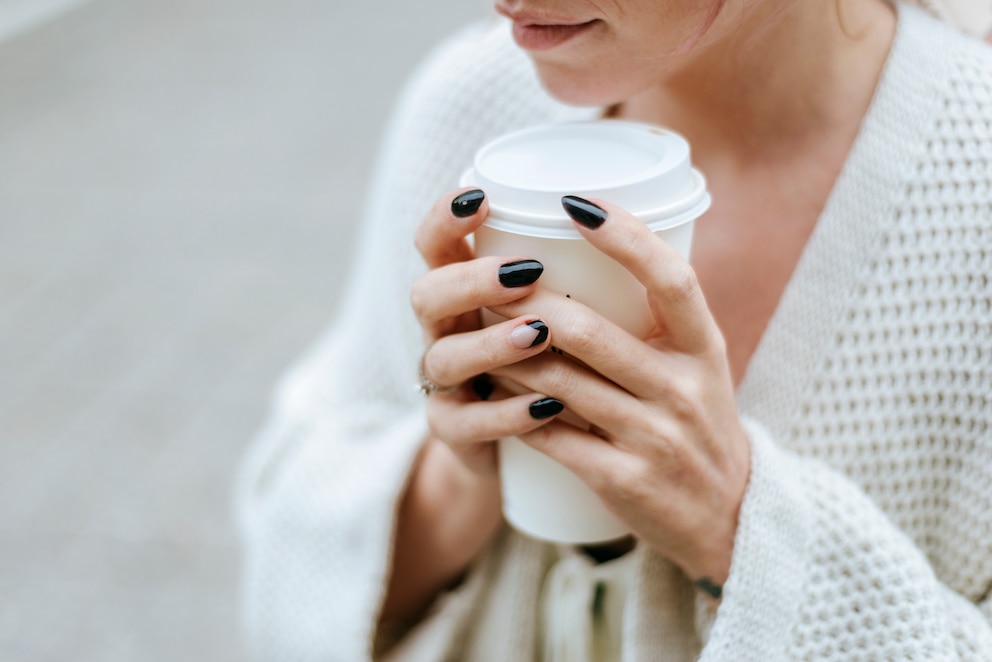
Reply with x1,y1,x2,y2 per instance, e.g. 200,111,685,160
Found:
238,0,992,659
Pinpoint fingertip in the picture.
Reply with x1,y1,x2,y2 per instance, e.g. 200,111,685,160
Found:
508,318,550,349
451,188,486,219
526,319,550,347
419,189,487,267
529,397,565,420
561,195,665,272
561,195,607,230
498,259,544,288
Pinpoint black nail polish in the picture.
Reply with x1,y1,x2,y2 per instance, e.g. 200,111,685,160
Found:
561,195,607,229
529,397,564,420
451,189,485,218
472,375,494,401
498,259,544,288
526,320,549,347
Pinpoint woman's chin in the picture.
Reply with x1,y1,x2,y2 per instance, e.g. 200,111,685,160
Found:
532,65,629,109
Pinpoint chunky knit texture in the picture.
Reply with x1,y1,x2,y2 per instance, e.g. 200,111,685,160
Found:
237,5,992,660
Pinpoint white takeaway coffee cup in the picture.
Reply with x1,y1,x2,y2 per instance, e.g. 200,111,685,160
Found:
462,120,710,545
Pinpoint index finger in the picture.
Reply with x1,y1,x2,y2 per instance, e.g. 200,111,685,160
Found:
561,195,720,354
415,188,488,270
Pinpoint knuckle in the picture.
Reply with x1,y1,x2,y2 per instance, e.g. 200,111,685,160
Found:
666,265,701,305
425,402,449,441
648,378,678,407
707,330,728,357
478,330,505,368
567,312,609,358
585,462,617,496
466,263,494,302
669,383,704,423
626,229,656,265
601,460,652,505
409,281,430,319
425,347,454,386
449,413,480,444
540,358,580,398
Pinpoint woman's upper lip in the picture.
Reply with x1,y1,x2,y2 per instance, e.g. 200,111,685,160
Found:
495,5,592,27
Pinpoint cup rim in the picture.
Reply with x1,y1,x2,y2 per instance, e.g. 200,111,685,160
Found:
473,120,689,194
468,168,711,240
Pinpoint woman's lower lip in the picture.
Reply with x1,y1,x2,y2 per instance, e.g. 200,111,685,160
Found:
511,21,595,52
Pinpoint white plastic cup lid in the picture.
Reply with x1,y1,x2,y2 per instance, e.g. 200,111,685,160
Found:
461,120,710,239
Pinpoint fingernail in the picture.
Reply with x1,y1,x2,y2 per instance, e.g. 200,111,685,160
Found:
472,375,494,401
529,397,564,420
561,195,607,229
498,259,544,287
451,189,485,218
509,320,549,349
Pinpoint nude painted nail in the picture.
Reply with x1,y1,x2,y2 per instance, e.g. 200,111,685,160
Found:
509,320,549,349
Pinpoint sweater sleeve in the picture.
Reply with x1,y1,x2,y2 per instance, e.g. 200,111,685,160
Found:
235,20,569,661
698,418,992,661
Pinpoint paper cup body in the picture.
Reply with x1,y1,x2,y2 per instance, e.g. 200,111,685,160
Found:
464,121,709,544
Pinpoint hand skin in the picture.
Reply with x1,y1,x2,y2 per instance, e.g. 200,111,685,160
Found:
492,197,752,586
379,188,561,627
381,190,752,629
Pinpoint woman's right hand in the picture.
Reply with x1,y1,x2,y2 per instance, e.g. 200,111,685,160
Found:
410,187,564,475
379,188,563,629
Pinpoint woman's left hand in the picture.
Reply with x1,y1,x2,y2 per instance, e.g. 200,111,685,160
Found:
489,196,751,591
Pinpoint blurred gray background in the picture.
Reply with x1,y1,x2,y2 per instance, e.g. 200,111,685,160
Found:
0,0,486,658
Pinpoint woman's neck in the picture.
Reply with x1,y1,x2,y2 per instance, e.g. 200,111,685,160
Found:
616,0,897,169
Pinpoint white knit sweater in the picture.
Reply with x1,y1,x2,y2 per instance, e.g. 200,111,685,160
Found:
237,4,992,660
